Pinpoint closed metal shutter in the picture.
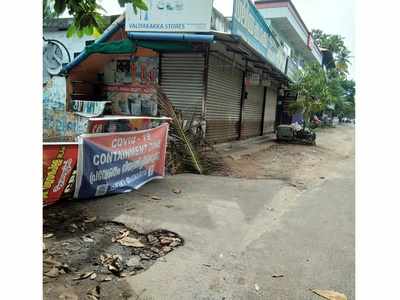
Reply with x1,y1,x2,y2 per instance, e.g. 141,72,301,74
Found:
205,54,243,143
241,85,264,138
263,87,278,133
160,53,205,119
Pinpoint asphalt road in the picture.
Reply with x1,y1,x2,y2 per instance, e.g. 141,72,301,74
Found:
49,127,355,299
124,127,355,300
233,159,355,299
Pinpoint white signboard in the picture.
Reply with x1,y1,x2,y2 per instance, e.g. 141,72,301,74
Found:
125,0,213,32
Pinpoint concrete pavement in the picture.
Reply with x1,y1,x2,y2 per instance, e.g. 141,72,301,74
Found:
63,127,355,299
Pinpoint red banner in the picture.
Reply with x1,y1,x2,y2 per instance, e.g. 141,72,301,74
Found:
43,143,78,206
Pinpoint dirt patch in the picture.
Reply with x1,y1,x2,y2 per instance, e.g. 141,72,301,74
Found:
43,208,184,300
212,126,355,188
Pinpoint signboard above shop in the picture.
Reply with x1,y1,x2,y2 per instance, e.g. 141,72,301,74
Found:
231,0,273,62
125,0,213,32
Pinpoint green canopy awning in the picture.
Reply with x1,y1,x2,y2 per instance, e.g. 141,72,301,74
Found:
136,40,194,52
85,39,137,55
84,39,194,55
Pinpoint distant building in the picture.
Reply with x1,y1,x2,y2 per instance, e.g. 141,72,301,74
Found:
43,16,119,65
255,0,323,125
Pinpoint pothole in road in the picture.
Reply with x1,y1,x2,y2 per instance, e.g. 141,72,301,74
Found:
43,211,184,299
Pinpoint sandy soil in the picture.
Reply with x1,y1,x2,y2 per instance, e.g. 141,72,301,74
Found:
215,125,355,189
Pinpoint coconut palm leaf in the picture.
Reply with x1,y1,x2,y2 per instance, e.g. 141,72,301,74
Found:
155,85,204,174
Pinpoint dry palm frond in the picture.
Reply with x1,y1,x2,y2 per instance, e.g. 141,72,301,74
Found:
155,85,204,174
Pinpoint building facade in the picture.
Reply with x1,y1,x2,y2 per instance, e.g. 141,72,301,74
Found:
44,0,322,143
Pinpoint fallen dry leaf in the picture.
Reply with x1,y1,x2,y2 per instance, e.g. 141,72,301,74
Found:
117,236,145,248
100,276,112,282
112,230,130,242
311,289,347,300
43,257,62,267
86,285,100,300
44,266,59,278
84,216,97,223
108,264,120,274
105,255,123,274
99,254,113,266
90,273,97,280
59,292,78,300
73,271,94,280
82,236,95,243
172,188,182,194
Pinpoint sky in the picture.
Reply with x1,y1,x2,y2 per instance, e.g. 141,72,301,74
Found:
74,0,355,78
213,0,355,79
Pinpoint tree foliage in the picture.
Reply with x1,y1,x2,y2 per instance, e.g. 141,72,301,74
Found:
334,78,356,118
289,63,331,128
311,29,352,76
288,63,356,127
49,0,148,38
295,29,357,119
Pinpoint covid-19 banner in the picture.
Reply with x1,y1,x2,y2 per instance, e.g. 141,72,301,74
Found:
74,123,169,199
43,143,78,206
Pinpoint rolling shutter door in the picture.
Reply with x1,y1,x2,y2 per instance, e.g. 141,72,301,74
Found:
160,53,205,119
205,54,243,143
241,85,264,138
263,87,278,133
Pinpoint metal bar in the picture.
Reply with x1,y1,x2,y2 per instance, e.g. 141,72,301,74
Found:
226,47,249,56
127,32,214,43
253,64,272,72
215,36,241,44
238,60,248,140
158,54,162,86
260,86,267,136
284,56,289,75
245,57,265,64
202,46,210,120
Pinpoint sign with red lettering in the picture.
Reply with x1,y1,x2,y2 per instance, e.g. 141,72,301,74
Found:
87,116,170,134
43,143,78,206
74,123,169,199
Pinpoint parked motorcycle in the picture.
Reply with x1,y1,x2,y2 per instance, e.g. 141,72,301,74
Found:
276,124,316,145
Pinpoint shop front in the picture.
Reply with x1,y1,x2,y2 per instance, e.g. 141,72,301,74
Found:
160,52,206,120
42,1,294,205
263,84,279,133
276,90,298,125
205,53,244,143
241,71,265,139
43,18,175,206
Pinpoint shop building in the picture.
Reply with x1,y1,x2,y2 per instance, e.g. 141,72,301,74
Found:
255,0,324,125
45,0,323,144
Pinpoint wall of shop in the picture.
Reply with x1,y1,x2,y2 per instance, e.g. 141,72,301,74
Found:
43,39,161,142
160,53,206,120
205,54,244,143
263,85,278,133
241,84,265,138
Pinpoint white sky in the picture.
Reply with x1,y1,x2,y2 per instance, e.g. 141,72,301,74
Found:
213,0,355,79
85,0,355,78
